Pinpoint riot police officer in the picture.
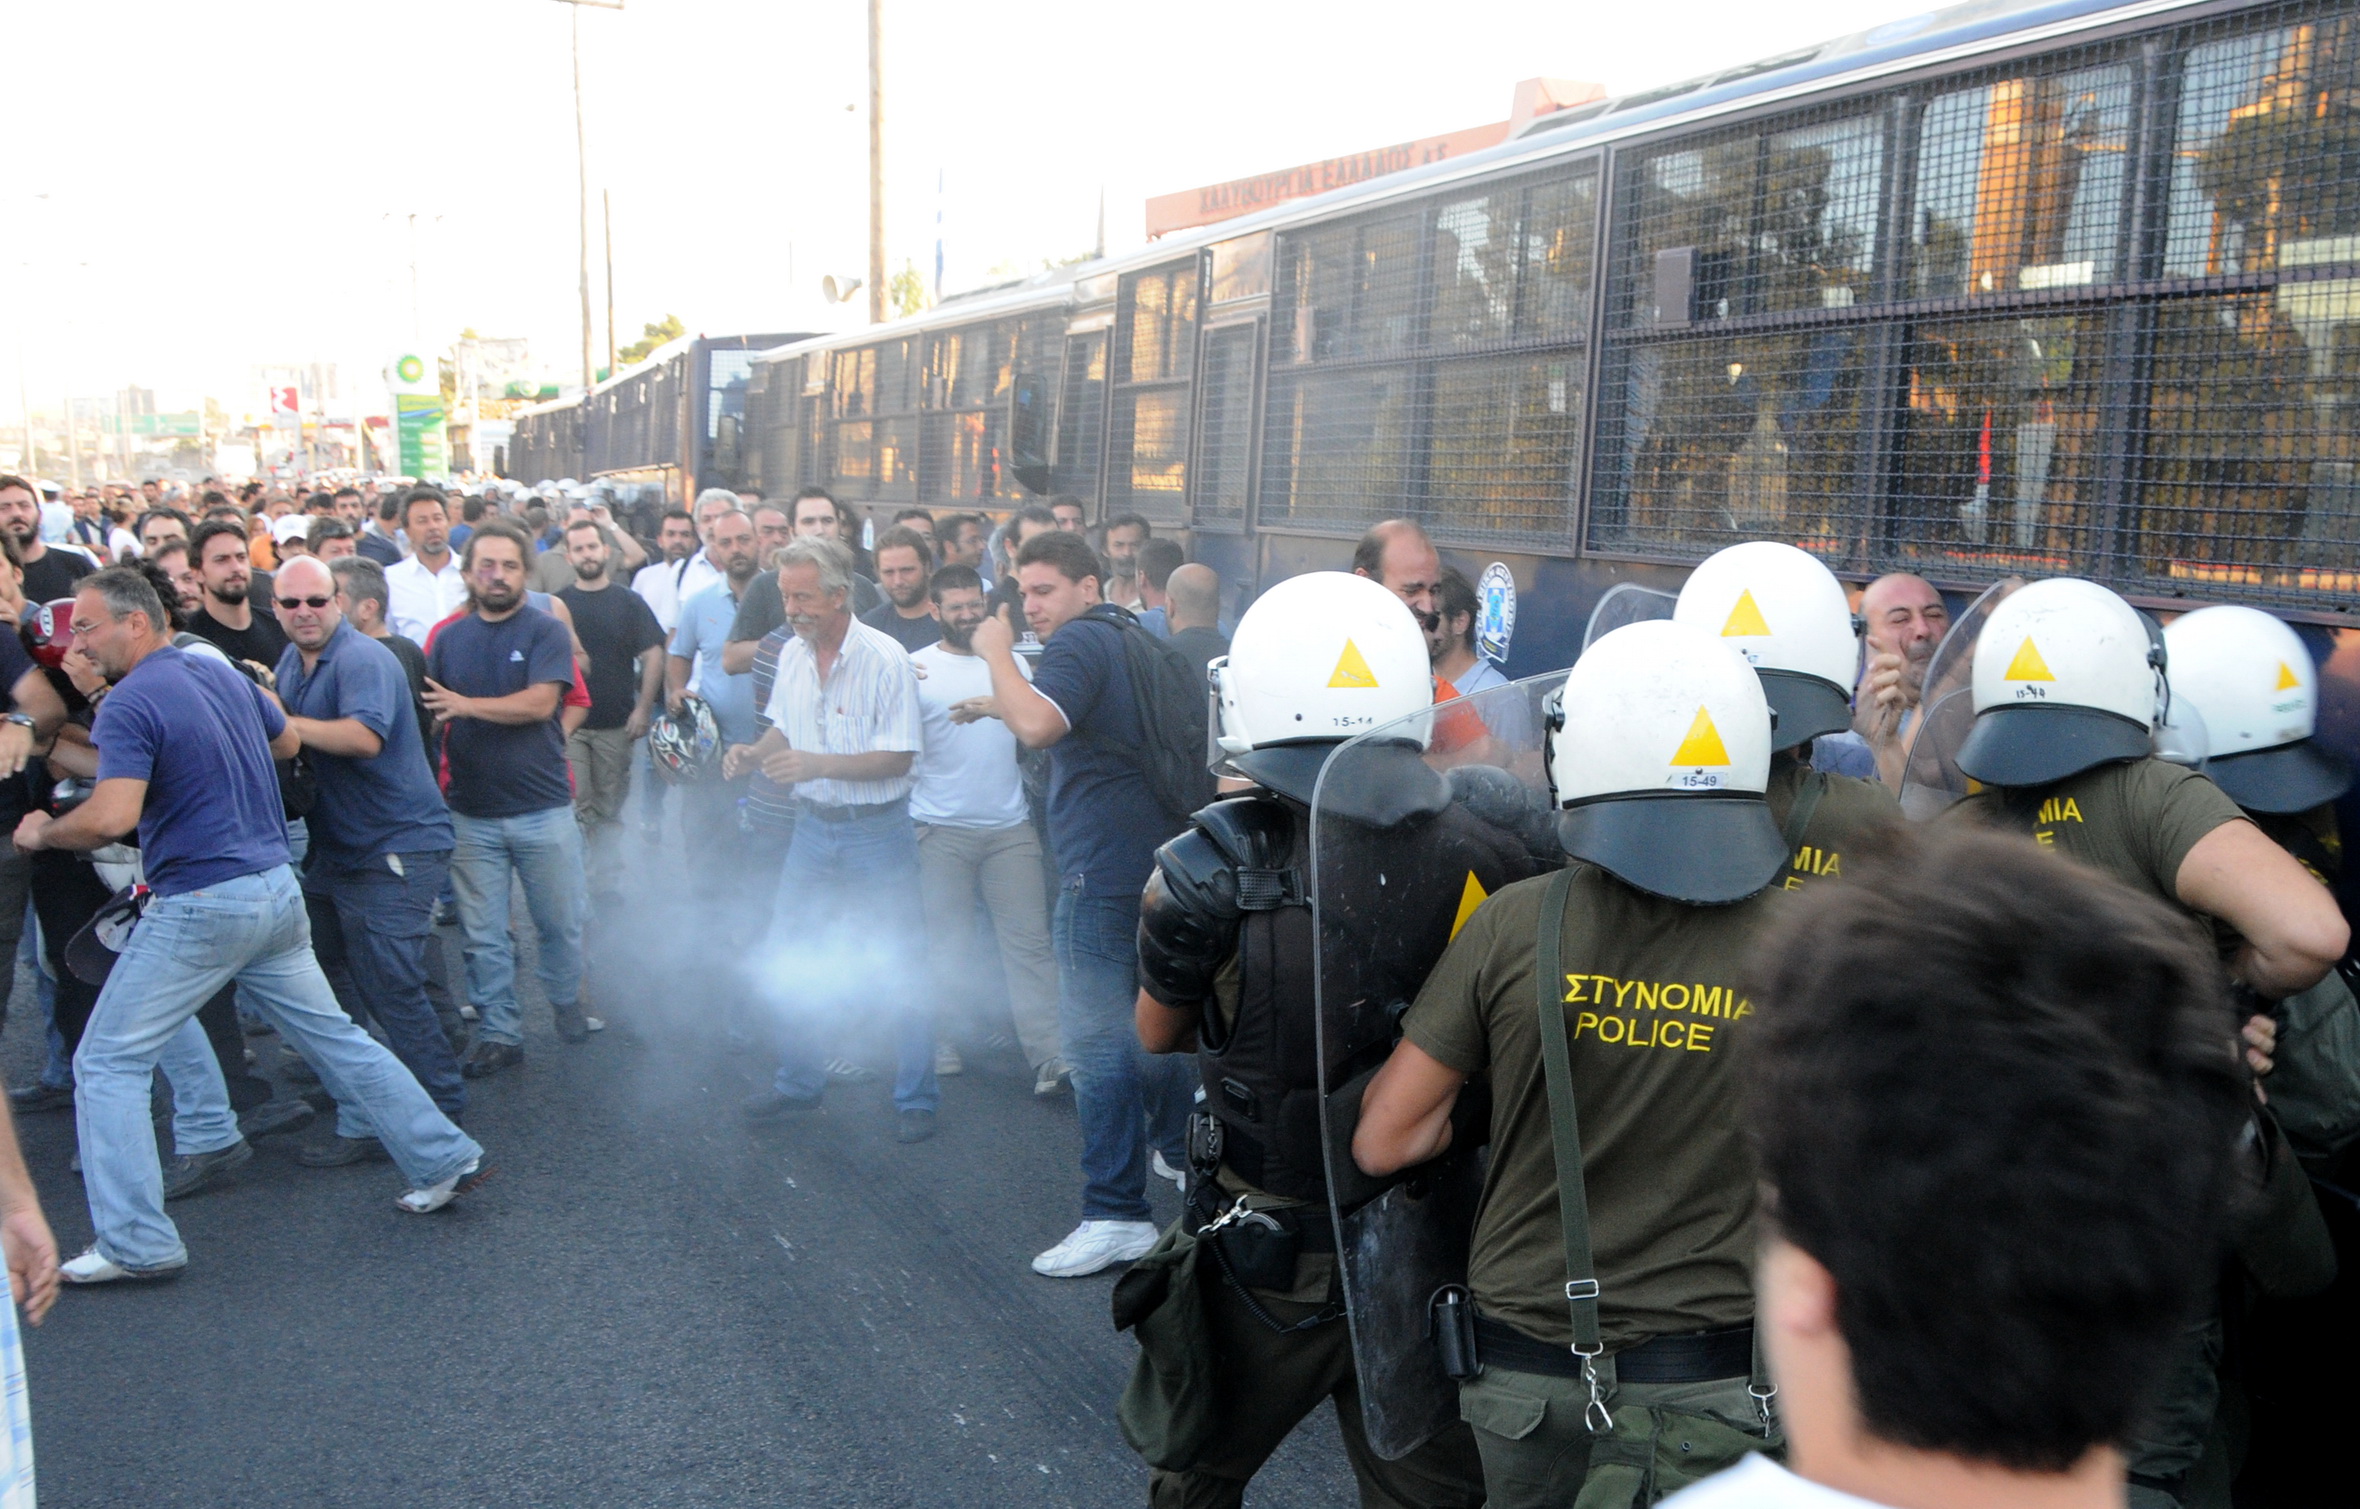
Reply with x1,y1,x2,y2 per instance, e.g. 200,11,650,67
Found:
1671,541,1900,888
1123,570,1529,1509
1942,579,2347,1509
2163,603,2360,1502
1354,619,1790,1509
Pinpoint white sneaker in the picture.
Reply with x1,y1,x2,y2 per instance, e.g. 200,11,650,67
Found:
1151,1150,1186,1189
1032,1057,1072,1098
934,1042,963,1077
824,1058,879,1085
397,1157,491,1214
1031,1219,1159,1278
61,1245,184,1285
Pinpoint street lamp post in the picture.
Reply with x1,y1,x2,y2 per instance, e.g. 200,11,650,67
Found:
868,0,885,325
551,0,623,392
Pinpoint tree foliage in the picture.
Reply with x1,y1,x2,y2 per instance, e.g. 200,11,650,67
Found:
619,314,687,367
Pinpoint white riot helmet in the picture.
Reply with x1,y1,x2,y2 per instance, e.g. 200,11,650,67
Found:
2164,605,2352,812
1956,577,2160,787
1671,540,1859,747
1546,619,1785,904
1211,571,1433,807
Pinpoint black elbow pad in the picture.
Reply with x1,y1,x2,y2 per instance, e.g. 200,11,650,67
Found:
1138,859,1237,1008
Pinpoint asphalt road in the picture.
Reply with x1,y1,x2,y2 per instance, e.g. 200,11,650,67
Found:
7,847,1359,1508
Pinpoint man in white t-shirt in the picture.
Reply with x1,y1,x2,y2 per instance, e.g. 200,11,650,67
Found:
910,563,1065,1095
1661,827,2255,1509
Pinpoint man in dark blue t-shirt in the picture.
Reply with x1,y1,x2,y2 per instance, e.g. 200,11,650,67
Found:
15,568,487,1284
973,530,1194,1279
273,556,465,1160
422,521,592,1077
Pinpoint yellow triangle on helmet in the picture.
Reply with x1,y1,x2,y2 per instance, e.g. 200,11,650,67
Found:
1449,872,1489,940
1670,706,1732,766
2276,661,2302,691
1328,639,1380,689
2003,637,2054,682
1720,589,1772,638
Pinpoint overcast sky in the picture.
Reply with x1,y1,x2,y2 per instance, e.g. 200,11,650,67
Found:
7,0,1930,418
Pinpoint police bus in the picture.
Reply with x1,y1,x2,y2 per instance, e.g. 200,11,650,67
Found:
507,331,805,507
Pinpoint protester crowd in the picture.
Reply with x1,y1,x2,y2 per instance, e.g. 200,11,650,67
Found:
0,463,2347,1509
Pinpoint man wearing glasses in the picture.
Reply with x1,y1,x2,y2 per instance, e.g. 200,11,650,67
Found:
17,569,485,1285
269,556,466,1167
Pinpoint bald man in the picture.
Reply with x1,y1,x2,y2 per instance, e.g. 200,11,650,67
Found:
1163,564,1228,690
1855,572,1951,788
1350,519,1443,641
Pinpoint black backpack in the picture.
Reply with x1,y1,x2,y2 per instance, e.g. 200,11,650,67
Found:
1074,604,1217,824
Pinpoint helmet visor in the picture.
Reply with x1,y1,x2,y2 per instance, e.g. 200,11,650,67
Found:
1555,792,1788,905
1758,670,1853,748
2205,738,2354,814
1954,704,2153,788
1247,738,1449,826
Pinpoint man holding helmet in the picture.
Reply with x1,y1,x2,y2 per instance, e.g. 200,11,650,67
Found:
1939,578,2347,1508
1355,620,1791,1508
1670,542,1900,890
1123,571,1529,1508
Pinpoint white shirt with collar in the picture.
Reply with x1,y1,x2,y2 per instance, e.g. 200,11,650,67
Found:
632,549,721,635
384,553,468,646
761,617,924,810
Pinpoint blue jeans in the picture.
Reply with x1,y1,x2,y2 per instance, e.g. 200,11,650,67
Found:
1054,882,1192,1223
449,806,586,1047
75,867,483,1269
306,850,465,1128
763,807,936,1113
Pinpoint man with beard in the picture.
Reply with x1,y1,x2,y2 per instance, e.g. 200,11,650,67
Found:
557,518,665,903
1854,572,1950,787
146,539,206,623
0,475,95,604
1101,513,1149,611
182,519,289,670
860,527,940,652
630,507,703,636
423,521,594,1077
384,490,467,646
1351,518,1491,759
728,537,933,1142
916,565,1062,1089
938,513,989,578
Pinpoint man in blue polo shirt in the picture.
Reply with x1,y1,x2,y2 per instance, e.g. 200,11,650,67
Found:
15,568,487,1285
271,556,464,1166
665,509,761,894
424,520,592,1077
973,530,1194,1279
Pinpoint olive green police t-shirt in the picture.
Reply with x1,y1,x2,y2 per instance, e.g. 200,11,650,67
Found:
1766,754,1901,891
1401,867,1779,1351
1947,758,2244,909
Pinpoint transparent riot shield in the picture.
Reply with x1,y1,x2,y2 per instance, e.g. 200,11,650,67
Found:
1897,577,2024,818
1582,583,1678,650
1309,673,1565,1458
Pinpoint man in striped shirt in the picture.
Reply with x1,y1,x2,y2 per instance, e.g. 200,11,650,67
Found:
723,537,937,1143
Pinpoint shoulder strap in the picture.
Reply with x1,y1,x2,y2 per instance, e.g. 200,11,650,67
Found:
1780,768,1826,856
1534,865,1615,1428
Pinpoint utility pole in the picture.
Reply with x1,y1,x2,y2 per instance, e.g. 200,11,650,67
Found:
604,187,616,381
867,0,885,325
551,0,623,389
